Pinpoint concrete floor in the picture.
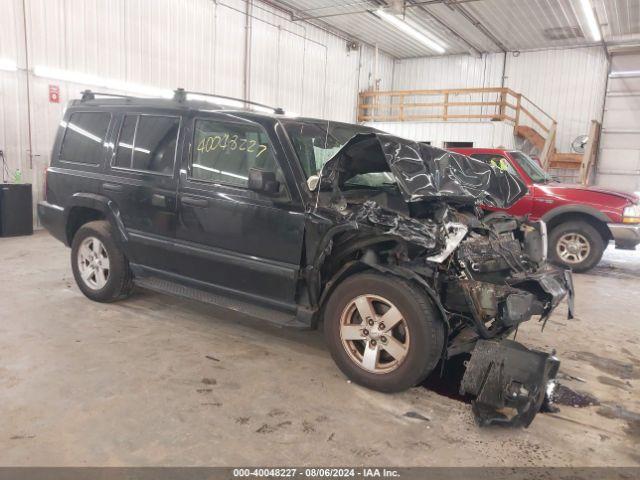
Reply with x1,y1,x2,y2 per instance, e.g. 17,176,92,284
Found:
1,231,639,466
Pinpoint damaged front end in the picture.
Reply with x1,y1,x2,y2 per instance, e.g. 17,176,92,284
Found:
315,133,574,427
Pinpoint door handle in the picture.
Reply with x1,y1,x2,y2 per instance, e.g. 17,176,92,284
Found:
181,196,209,207
103,183,123,192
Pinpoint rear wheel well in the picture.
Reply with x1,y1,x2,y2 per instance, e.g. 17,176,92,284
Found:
66,207,105,245
546,212,611,244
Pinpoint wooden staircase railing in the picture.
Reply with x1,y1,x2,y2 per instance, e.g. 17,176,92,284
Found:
358,87,596,182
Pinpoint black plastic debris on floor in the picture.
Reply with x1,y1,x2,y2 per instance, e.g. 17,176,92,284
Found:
403,411,430,422
548,383,600,408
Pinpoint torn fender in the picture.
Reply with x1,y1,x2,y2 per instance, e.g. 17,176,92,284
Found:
349,200,439,250
460,339,560,427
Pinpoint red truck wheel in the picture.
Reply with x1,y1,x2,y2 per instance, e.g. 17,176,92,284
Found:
548,220,605,273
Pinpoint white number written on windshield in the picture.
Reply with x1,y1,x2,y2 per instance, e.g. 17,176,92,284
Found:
197,134,268,157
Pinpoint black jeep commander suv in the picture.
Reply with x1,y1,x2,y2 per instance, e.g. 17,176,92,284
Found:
39,90,573,426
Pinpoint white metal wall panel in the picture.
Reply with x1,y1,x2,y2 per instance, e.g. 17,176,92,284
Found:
503,47,609,152
0,72,30,183
392,53,504,90
384,47,608,158
301,40,328,119
358,44,395,92
597,52,640,192
364,121,515,150
324,35,361,122
214,4,247,99
249,19,281,107
0,0,33,216
0,0,393,227
276,30,306,114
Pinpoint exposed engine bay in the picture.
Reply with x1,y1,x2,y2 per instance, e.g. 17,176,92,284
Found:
312,133,575,427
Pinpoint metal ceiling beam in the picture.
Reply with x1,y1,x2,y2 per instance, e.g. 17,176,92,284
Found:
257,0,400,58
442,1,508,52
289,0,483,21
406,0,483,56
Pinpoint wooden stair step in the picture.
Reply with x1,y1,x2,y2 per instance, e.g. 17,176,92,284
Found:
515,125,545,150
550,153,583,169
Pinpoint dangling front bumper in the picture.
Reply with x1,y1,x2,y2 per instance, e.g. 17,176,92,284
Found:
460,339,560,427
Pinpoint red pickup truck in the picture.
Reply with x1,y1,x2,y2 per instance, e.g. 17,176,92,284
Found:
450,148,640,272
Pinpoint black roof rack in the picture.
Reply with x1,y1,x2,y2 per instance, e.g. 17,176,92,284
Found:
173,88,285,114
80,90,136,102
79,88,286,115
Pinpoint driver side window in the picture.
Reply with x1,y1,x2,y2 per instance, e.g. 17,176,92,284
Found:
190,119,287,195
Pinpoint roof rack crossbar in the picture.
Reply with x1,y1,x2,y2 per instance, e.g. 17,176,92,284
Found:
173,88,285,114
80,90,135,102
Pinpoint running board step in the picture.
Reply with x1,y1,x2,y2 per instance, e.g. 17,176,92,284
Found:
134,276,308,329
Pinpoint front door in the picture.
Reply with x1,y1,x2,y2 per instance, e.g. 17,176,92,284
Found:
174,113,305,311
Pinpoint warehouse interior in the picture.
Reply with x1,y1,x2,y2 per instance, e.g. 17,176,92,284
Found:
1,0,640,471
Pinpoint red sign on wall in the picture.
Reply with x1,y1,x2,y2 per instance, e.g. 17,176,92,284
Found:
48,84,60,103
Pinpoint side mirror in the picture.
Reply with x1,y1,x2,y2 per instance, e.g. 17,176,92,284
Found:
248,168,280,195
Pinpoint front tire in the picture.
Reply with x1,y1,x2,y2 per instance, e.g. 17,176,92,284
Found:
549,220,605,273
71,220,133,302
323,272,444,393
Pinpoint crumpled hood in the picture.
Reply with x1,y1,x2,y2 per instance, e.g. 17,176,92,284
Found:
321,133,528,208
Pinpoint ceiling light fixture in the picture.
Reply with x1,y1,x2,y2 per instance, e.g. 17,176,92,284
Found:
609,70,640,78
373,9,445,54
32,65,174,98
0,58,18,71
578,0,601,42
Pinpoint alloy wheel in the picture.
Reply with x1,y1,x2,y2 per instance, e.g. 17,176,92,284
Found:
339,294,410,374
77,236,110,290
556,232,591,264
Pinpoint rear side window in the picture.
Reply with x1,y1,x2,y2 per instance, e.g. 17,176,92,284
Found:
190,119,281,188
113,115,180,175
59,112,111,165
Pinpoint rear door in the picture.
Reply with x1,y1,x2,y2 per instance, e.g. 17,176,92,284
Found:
174,113,305,310
104,111,182,271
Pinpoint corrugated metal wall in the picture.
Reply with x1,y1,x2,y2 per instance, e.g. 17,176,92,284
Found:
597,52,640,192
393,54,504,90
386,48,609,155
0,0,394,225
504,47,609,152
364,121,515,150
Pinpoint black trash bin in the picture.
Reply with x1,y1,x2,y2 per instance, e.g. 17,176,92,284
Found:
0,183,33,237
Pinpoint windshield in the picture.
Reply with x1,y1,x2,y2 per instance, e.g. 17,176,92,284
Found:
509,151,551,183
282,119,395,188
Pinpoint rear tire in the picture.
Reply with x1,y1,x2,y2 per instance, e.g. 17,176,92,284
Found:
323,272,444,393
548,220,605,273
71,220,133,302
